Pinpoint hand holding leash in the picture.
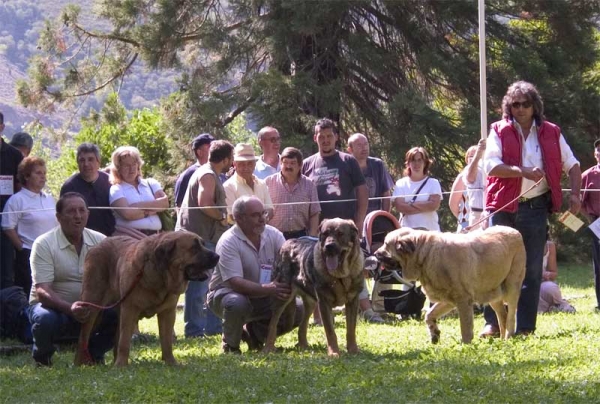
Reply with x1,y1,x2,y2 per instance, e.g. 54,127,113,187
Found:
71,301,91,323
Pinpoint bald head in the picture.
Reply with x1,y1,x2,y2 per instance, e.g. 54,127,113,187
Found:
347,133,369,163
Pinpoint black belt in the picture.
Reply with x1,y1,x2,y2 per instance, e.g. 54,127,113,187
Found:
518,192,549,204
139,229,161,236
471,207,484,212
283,229,307,240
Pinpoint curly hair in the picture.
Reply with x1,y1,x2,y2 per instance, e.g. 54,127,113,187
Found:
403,147,433,177
501,81,545,124
17,156,46,186
109,146,144,184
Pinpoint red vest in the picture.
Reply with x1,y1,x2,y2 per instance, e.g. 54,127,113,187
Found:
486,119,563,213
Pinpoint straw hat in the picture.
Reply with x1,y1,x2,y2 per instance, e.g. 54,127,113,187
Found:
233,143,259,161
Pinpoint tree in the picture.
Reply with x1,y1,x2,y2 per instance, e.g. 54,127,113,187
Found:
17,0,600,199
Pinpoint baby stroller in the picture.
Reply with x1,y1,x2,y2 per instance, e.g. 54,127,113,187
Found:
362,210,426,320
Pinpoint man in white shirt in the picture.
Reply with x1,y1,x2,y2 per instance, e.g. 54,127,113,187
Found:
480,81,581,338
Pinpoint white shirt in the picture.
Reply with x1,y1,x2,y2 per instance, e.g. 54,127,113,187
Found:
109,178,163,230
1,188,58,249
223,173,273,215
461,163,485,210
484,120,579,199
392,176,442,231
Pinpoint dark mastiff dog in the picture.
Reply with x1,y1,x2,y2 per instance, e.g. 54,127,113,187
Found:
263,218,364,357
74,231,219,367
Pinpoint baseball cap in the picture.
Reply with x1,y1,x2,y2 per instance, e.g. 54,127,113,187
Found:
10,132,33,150
192,133,215,150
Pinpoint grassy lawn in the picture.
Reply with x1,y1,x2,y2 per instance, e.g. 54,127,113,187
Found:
1,263,598,403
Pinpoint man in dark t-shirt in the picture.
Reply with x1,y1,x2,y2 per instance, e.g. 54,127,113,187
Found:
301,118,367,232
347,133,394,214
60,143,115,236
1,111,24,289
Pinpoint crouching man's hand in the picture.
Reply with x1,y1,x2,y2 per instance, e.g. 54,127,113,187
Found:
70,301,91,323
263,282,292,300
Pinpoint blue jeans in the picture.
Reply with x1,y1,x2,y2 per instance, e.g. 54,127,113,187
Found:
28,303,117,364
590,217,600,308
184,241,222,337
483,193,549,333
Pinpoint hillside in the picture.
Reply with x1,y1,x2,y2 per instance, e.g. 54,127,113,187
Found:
0,0,179,136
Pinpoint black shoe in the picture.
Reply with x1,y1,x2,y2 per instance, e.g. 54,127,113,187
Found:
33,355,53,367
241,324,264,351
222,343,241,354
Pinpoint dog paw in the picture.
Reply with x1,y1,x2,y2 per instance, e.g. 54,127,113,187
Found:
262,346,276,354
327,348,341,358
347,346,360,354
430,330,441,344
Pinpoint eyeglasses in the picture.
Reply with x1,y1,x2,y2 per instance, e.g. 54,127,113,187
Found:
265,137,281,143
245,211,269,219
511,101,532,109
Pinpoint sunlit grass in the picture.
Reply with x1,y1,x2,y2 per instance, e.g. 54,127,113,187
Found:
1,263,598,403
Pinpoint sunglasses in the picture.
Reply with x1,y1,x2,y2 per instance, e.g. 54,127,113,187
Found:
511,101,532,109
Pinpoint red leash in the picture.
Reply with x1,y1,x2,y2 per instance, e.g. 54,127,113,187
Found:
79,257,149,310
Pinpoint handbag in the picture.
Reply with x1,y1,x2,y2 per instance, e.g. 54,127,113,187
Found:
148,181,175,231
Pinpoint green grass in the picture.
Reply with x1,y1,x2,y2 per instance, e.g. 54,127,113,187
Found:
1,263,599,403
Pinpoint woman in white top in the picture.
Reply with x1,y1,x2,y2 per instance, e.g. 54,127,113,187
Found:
392,147,442,231
109,146,169,238
538,240,575,313
1,156,57,294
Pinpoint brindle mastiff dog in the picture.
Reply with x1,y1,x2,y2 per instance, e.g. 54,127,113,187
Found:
375,226,526,344
263,218,364,357
74,232,219,366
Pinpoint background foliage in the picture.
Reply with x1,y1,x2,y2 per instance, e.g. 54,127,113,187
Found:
7,0,600,253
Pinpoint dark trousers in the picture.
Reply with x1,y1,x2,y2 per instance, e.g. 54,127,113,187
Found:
590,216,600,308
28,303,118,364
15,248,32,296
483,193,549,333
283,229,307,240
0,232,15,290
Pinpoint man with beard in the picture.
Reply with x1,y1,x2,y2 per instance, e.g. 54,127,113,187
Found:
265,147,320,239
302,118,367,233
176,140,234,338
207,196,303,354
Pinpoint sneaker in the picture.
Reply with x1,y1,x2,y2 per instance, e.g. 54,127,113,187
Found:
478,324,500,338
222,343,241,355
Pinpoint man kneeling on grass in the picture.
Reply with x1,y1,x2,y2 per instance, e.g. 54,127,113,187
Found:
207,196,304,354
27,193,117,366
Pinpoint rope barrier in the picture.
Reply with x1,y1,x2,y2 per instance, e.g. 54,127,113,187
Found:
0,187,597,216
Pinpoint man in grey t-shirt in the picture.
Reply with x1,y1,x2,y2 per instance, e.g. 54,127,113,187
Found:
207,196,303,354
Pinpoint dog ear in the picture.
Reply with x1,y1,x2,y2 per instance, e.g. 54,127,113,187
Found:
395,237,416,254
154,236,177,269
348,220,360,243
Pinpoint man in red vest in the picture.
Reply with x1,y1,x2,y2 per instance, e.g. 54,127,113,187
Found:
480,81,581,338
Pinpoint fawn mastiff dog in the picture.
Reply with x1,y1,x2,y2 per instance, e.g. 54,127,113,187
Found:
374,226,526,344
74,232,219,366
262,218,364,357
